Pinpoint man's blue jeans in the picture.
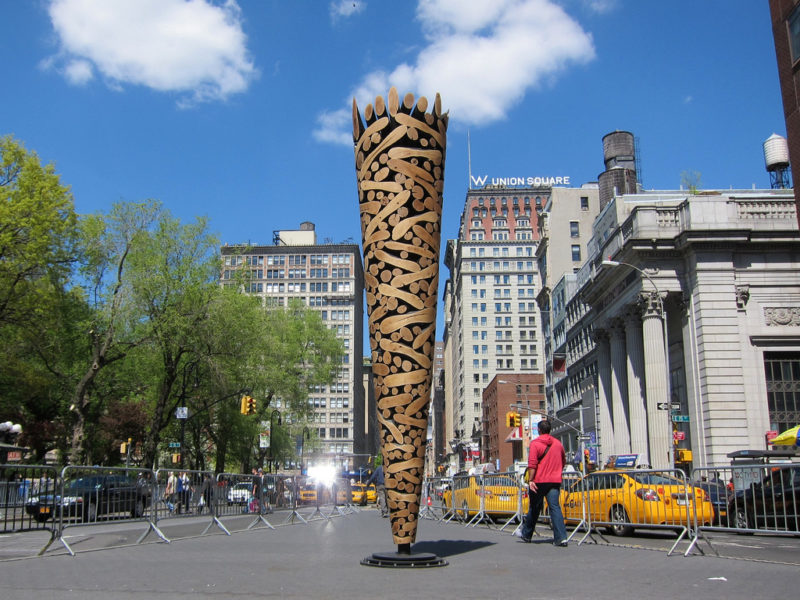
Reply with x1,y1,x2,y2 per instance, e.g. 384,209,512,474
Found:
520,482,567,544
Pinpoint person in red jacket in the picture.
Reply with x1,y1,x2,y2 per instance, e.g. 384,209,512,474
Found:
518,419,568,546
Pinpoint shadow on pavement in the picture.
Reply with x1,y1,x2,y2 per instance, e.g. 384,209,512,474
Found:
411,539,495,557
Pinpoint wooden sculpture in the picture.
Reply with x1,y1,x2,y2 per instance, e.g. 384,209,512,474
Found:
353,87,447,555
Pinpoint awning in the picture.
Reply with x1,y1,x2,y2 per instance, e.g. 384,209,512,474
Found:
504,428,523,442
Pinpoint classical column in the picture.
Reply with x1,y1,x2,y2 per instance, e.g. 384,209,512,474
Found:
609,319,631,453
624,308,649,463
592,329,614,460
641,292,672,469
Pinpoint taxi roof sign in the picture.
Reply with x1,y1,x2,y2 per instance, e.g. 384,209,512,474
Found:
606,454,639,469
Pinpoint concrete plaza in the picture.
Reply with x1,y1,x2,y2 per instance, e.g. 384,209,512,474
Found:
0,508,797,599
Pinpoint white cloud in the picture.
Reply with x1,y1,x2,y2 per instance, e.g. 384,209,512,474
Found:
45,0,257,105
330,0,366,21
315,0,595,145
64,58,93,85
581,0,617,14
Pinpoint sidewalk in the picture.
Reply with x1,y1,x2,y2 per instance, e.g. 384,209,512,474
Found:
0,509,797,599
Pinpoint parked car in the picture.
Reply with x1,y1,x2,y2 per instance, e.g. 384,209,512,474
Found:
560,470,714,536
25,474,152,523
693,480,730,526
226,482,253,505
727,466,800,533
299,482,318,504
351,482,377,505
445,473,525,518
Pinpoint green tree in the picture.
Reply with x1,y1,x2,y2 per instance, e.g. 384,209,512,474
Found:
0,136,77,327
0,136,79,460
68,201,161,464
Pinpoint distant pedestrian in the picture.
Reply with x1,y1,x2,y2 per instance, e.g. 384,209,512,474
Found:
366,465,388,517
165,472,177,513
252,468,264,514
199,474,213,514
518,420,568,546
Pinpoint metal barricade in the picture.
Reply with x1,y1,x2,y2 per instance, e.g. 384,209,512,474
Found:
564,468,699,555
283,475,308,525
420,476,448,520
692,463,800,540
154,469,214,520
59,465,166,555
0,464,61,555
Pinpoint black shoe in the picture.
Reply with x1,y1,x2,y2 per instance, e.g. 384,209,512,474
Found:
518,537,532,544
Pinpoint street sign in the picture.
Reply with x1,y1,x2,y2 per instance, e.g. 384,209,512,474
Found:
673,431,686,441
578,435,591,442
168,442,181,448
672,415,690,423
671,402,681,411
175,407,188,419
657,402,669,410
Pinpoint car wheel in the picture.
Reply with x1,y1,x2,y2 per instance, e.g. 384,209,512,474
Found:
607,505,634,536
731,506,754,535
83,501,98,523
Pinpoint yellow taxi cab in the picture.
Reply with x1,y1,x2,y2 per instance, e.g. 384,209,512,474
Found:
445,473,526,518
298,482,318,504
560,469,714,535
351,482,377,505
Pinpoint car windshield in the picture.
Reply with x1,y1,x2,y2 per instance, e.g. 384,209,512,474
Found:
631,473,682,486
65,476,105,491
483,476,515,487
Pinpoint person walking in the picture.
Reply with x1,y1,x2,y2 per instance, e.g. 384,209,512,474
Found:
366,465,388,517
165,471,177,514
519,419,568,546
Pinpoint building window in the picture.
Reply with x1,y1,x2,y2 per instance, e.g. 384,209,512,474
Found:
571,245,581,262
790,5,800,63
580,196,589,210
570,221,579,238
764,352,800,432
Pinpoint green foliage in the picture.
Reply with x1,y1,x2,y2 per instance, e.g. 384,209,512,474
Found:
680,170,703,194
0,137,347,471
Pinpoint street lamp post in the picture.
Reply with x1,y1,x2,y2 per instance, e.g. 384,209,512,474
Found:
601,259,673,468
0,421,23,464
301,427,311,474
266,409,282,473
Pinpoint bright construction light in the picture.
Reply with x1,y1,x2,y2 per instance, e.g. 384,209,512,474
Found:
601,260,620,267
308,464,336,487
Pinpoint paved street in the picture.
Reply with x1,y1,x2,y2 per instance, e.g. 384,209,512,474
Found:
0,508,798,599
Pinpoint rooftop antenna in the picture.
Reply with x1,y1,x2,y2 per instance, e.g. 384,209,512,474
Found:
467,129,473,190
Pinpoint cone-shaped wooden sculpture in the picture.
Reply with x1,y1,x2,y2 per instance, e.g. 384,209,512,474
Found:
353,87,448,554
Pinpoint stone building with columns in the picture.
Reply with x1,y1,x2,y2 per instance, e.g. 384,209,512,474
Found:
552,187,799,469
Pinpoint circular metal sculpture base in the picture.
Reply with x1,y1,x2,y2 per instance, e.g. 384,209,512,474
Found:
361,550,448,568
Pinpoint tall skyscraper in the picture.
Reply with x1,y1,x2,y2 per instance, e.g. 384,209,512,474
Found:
443,186,546,466
220,222,365,470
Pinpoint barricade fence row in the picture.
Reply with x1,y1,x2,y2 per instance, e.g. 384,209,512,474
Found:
3,461,797,558
423,461,799,556
0,464,359,557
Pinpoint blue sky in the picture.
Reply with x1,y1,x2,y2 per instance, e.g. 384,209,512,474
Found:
2,1,787,277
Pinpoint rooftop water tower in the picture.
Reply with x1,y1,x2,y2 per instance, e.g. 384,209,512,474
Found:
763,133,791,189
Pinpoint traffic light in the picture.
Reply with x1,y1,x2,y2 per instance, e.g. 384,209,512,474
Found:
512,413,521,427
505,411,514,427
240,395,257,415
120,442,127,454
171,453,180,464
